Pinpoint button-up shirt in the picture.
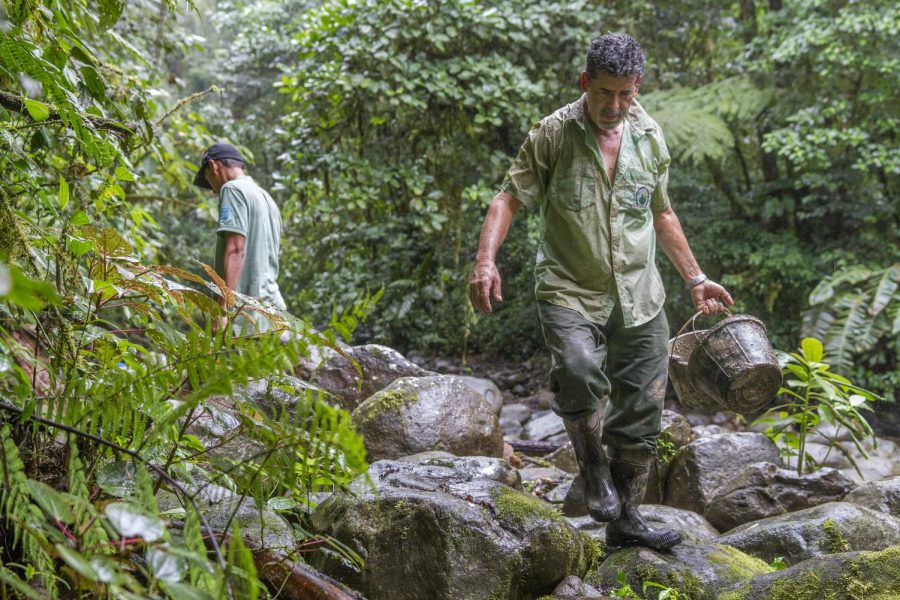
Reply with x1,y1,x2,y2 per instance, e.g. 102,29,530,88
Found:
500,97,671,327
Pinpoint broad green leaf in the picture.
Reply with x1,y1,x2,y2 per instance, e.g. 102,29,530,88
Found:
70,211,91,226
97,461,136,497
105,502,166,542
55,544,99,582
80,226,133,257
58,175,69,210
0,566,46,599
98,0,125,29
162,582,215,600
115,166,135,182
23,98,50,122
800,338,823,362
267,496,299,511
27,480,75,523
146,545,187,583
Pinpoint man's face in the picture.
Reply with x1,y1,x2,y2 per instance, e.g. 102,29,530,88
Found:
204,159,226,193
580,71,641,131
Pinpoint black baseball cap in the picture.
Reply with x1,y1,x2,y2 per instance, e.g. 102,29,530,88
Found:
193,142,245,189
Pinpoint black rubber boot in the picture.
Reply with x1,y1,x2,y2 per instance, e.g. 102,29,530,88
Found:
605,449,681,551
563,411,620,522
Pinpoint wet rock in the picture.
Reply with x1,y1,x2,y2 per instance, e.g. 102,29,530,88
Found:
501,403,533,424
591,542,772,600
296,344,431,411
546,443,577,474
157,490,295,552
665,433,779,514
844,476,900,517
718,546,900,600
186,394,264,463
525,411,565,441
716,501,900,566
705,463,854,532
309,457,602,600
550,575,607,598
457,375,504,415
518,466,570,487
352,375,503,461
501,418,524,439
660,410,694,448
567,504,720,544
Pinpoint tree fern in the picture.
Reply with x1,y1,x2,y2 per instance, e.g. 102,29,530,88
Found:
0,425,55,595
803,264,900,371
640,76,773,166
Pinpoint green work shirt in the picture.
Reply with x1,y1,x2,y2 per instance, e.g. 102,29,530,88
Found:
500,97,671,327
215,175,286,310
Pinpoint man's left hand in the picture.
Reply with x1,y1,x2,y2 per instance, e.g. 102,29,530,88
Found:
692,280,734,315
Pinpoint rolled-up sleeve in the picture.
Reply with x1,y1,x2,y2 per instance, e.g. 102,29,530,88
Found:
650,133,671,212
500,121,554,211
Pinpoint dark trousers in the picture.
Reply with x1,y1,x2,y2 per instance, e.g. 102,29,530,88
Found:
538,301,669,453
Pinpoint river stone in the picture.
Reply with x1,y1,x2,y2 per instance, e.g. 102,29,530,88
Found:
525,410,565,441
309,458,601,600
590,542,772,600
844,476,900,517
665,433,779,513
716,501,900,566
457,375,504,415
352,375,503,461
550,575,607,598
718,545,900,600
157,490,295,553
296,344,431,411
501,417,524,439
185,394,265,463
564,504,718,545
501,403,533,424
660,410,694,449
546,443,578,474
704,462,854,532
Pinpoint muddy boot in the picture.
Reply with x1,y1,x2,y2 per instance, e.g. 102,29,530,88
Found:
563,411,620,522
605,449,681,550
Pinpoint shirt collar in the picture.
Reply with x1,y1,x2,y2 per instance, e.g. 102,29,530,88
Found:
570,94,655,138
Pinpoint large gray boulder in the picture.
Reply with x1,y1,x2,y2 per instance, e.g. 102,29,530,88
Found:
716,501,900,566
297,344,431,411
665,433,780,514
591,542,772,600
844,476,900,517
457,375,504,415
704,462,854,532
718,545,900,600
352,375,503,461
309,457,602,600
157,490,295,553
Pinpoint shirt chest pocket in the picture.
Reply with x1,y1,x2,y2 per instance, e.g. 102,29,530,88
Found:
622,171,658,214
551,167,598,211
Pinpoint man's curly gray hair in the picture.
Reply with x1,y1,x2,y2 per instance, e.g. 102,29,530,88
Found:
585,32,646,79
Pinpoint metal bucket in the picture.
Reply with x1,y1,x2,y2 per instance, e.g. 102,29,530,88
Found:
668,330,720,414
687,313,782,415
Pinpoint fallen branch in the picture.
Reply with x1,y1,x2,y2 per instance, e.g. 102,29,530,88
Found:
0,90,137,138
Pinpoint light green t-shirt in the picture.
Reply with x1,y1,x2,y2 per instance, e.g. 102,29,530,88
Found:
215,175,286,311
500,97,671,327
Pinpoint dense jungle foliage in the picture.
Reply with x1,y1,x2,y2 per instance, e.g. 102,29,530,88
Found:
0,0,897,596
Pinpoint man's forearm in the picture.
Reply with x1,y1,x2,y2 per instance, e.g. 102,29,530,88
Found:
476,191,522,265
653,207,702,282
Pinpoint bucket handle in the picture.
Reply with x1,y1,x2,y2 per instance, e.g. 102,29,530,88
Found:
669,309,734,362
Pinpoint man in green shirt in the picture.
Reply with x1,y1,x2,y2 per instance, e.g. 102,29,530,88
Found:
469,33,733,550
194,143,286,332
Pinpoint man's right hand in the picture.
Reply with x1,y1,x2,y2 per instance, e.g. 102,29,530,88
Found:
468,261,503,314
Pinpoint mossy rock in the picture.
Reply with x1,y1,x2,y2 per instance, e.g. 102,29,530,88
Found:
352,375,503,461
718,545,900,600
590,542,772,600
309,458,601,599
716,501,900,566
